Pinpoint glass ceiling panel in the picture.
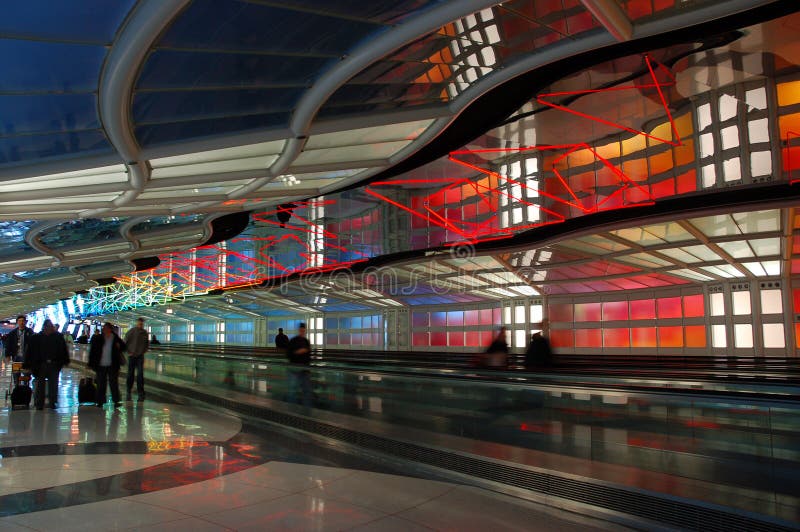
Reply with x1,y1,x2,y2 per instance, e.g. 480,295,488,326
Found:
304,120,432,150
0,130,112,166
135,113,290,148
717,240,754,259
732,210,781,234
40,218,126,249
0,94,99,136
293,141,409,166
284,0,441,24
0,167,127,193
150,157,277,179
0,40,107,92
130,214,205,234
0,220,37,257
0,0,136,43
151,140,284,168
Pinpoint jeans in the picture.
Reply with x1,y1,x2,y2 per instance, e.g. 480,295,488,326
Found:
33,364,60,408
288,368,312,406
95,366,121,405
126,355,145,396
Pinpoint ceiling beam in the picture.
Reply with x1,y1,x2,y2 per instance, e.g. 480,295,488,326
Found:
580,0,632,41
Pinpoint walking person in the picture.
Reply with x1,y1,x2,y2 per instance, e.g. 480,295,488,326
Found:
4,315,34,386
275,327,289,349
88,322,126,408
124,318,149,402
525,319,553,370
24,320,70,410
286,323,312,406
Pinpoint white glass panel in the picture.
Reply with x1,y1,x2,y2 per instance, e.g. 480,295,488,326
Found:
716,264,746,278
0,164,127,187
712,324,727,348
658,248,703,263
760,289,782,314
747,118,770,143
742,262,767,276
151,140,284,167
613,227,665,246
514,305,525,323
689,214,739,237
734,323,753,348
732,290,751,315
151,156,278,179
710,292,725,316
514,329,526,348
732,210,780,233
745,87,767,110
718,94,738,121
669,269,714,281
748,237,780,257
720,125,739,150
680,245,720,261
0,172,128,193
749,151,772,177
503,306,511,324
717,240,754,259
762,323,785,348
702,164,716,187
293,141,409,166
305,120,431,150
699,133,715,158
697,103,712,131
763,261,781,276
530,305,543,323
722,157,741,182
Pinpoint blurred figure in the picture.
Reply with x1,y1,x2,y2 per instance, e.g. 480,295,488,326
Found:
25,319,70,410
124,318,149,402
76,325,90,344
484,326,509,369
286,323,312,406
150,334,161,345
274,327,289,349
89,322,126,408
525,319,553,370
62,324,74,348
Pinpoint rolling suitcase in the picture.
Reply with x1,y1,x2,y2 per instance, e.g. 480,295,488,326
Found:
11,374,32,409
78,376,97,404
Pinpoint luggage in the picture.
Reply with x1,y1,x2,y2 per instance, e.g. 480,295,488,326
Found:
78,376,96,404
10,382,32,408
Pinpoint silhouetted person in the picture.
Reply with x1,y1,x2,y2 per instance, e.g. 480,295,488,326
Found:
150,334,161,345
275,327,289,349
25,319,70,410
124,318,149,402
286,323,312,406
525,320,553,370
5,315,34,386
484,326,509,369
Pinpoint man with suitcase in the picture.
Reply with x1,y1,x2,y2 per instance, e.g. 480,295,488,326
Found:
4,315,34,387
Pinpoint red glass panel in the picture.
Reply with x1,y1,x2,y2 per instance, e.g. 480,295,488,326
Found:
631,327,657,347
602,300,629,321
448,332,464,346
339,333,350,344
447,311,464,327
351,333,362,345
326,334,338,345
631,299,656,320
685,325,706,348
480,331,494,346
430,332,447,346
574,302,601,322
465,331,481,346
479,309,493,325
651,177,675,199
603,328,630,348
464,310,479,326
657,297,682,319
550,329,574,348
683,294,705,318
431,312,446,327
796,323,800,349
676,169,697,194
492,307,502,323
412,332,429,346
658,326,683,347
548,303,573,323
575,328,602,347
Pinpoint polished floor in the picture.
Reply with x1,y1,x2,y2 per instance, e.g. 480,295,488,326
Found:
0,362,610,531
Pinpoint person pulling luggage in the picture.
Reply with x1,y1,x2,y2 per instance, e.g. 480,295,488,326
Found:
124,317,149,402
4,315,34,387
24,319,70,410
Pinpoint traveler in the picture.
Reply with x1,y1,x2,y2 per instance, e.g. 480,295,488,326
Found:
62,324,74,348
525,320,553,369
124,318,149,402
76,325,90,344
150,334,161,345
286,323,312,405
484,326,509,368
4,315,34,386
25,319,70,409
88,322,126,407
274,327,289,349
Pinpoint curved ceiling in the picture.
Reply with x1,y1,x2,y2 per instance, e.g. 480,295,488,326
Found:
1,0,797,317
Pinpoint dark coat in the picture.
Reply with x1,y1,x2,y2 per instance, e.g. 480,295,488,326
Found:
4,327,34,361
88,333,127,371
275,333,289,349
24,332,70,375
286,335,311,365
525,333,553,368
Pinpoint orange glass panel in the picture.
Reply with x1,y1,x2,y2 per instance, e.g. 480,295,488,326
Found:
603,328,630,348
777,81,800,107
551,329,574,348
569,170,596,193
549,303,574,323
622,157,648,181
630,299,656,319
783,145,800,175
594,141,620,160
779,113,800,141
685,325,707,348
659,326,684,347
568,148,597,168
683,294,705,318
574,302,601,322
648,122,676,145
673,112,693,138
632,327,657,347
673,138,695,167
651,177,675,199
575,328,602,347
648,149,674,175
657,297,682,319
603,300,629,321
621,134,646,155
796,323,800,349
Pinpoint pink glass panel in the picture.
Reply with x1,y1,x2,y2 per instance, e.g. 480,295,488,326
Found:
603,328,630,348
657,297,682,319
575,328,602,347
602,300,629,321
683,294,705,318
